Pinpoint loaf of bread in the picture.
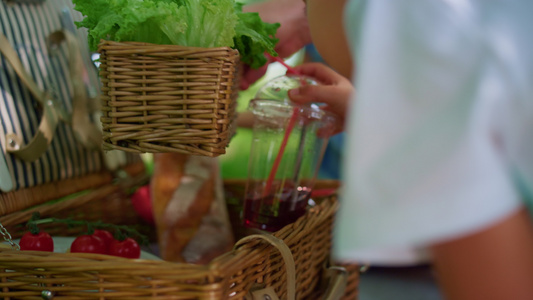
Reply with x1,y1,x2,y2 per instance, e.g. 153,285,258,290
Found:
151,153,233,263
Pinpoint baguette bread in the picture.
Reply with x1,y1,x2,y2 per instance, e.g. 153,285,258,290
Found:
151,153,233,263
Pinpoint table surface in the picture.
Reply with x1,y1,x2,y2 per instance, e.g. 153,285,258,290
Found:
359,265,444,300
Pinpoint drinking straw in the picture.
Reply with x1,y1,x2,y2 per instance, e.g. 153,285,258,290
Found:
263,106,299,196
270,54,298,75
263,54,302,197
267,53,306,82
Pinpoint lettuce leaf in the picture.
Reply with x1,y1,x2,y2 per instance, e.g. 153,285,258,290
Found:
73,0,278,68
73,0,186,50
233,3,279,69
166,0,238,48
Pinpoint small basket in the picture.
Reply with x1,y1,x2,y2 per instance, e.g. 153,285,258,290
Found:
98,40,240,157
0,179,359,299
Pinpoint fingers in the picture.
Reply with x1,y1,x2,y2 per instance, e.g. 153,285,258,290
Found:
290,62,348,85
288,77,353,113
321,106,345,135
288,84,344,106
286,63,355,134
288,85,350,134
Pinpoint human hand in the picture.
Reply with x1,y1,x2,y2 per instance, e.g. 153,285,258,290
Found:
288,63,354,134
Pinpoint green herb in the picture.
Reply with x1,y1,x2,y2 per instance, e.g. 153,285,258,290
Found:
73,0,279,69
26,214,149,245
27,212,42,235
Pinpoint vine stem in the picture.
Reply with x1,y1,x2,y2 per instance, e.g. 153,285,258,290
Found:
27,215,149,245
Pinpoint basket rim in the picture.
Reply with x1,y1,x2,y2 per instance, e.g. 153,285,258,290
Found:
98,39,240,54
0,196,338,268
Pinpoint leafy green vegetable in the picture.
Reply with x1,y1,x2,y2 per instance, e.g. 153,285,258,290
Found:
73,0,185,50
73,0,279,69
233,2,279,69
166,0,238,48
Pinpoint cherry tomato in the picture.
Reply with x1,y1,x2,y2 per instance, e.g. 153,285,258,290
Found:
92,229,115,252
70,235,106,254
130,185,155,225
108,238,141,259
19,231,54,252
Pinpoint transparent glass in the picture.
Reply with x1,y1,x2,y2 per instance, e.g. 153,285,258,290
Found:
243,75,337,232
255,74,318,104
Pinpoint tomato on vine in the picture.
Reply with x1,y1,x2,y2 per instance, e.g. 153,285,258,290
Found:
19,231,54,252
23,212,149,258
92,229,115,252
109,238,141,259
70,235,107,254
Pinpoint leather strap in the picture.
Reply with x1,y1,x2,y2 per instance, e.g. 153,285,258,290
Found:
235,234,296,300
248,286,281,300
321,266,348,300
47,30,101,149
234,232,350,300
0,29,101,161
0,33,60,162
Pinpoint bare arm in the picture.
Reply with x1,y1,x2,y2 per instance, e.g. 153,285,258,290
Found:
431,208,533,300
305,0,352,79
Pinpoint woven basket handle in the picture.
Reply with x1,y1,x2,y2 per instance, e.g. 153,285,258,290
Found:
0,33,62,162
235,234,296,300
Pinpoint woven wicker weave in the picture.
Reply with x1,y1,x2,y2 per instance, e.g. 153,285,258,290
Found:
98,40,240,157
0,180,358,299
0,161,146,217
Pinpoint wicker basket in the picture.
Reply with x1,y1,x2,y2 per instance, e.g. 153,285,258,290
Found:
0,179,359,299
98,40,240,157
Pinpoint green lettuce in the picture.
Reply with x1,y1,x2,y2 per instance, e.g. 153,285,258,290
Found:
166,0,238,48
73,0,185,50
233,3,279,69
73,0,279,68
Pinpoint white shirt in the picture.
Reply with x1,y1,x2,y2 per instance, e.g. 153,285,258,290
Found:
334,0,533,265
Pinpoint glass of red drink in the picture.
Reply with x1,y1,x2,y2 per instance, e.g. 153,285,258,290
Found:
243,83,338,232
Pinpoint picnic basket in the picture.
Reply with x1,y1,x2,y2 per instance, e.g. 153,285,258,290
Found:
98,41,241,157
0,178,359,299
0,0,146,218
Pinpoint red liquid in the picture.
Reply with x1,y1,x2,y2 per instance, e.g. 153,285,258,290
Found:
244,187,311,232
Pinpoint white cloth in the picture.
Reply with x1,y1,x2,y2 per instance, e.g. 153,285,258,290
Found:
334,0,533,265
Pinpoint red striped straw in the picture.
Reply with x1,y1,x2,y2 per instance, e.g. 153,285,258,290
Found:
262,54,302,197
269,54,298,74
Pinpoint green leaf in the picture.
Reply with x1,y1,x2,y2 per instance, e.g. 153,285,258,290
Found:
73,0,279,68
234,3,279,69
165,0,238,48
73,0,186,51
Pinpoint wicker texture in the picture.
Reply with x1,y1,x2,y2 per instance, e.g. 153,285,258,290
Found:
98,41,240,157
338,263,360,300
0,180,359,299
0,161,146,217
